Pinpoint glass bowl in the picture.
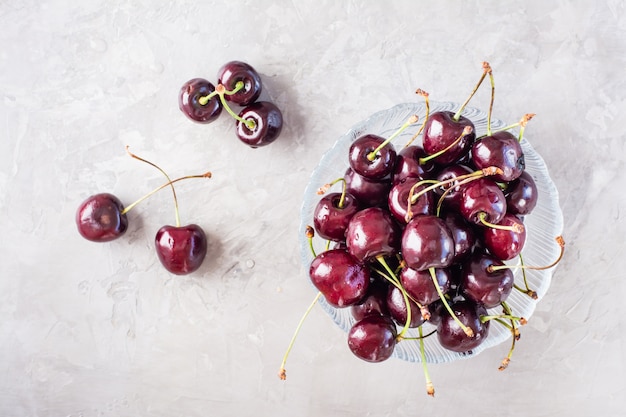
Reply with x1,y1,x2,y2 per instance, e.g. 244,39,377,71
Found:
299,101,563,363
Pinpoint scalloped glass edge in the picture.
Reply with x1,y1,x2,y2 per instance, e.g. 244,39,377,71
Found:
299,102,564,364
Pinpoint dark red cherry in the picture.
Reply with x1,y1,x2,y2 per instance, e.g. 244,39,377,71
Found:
348,134,397,180
217,60,262,106
344,168,391,207
76,193,128,242
309,249,370,308
459,177,507,226
482,213,526,260
460,251,514,308
345,207,400,263
347,314,397,362
235,101,283,148
505,170,538,216
471,131,525,182
440,209,476,263
422,111,476,165
434,164,474,211
351,279,390,321
155,224,208,275
392,145,436,185
386,284,426,328
400,266,451,307
387,177,434,223
178,78,223,124
401,214,455,271
437,298,489,353
313,192,360,241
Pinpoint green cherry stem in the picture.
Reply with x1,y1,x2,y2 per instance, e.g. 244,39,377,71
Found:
418,125,473,165
317,177,348,209
488,236,565,273
199,81,256,130
477,212,525,233
428,267,474,337
452,61,492,122
486,65,495,136
305,225,317,258
404,89,430,148
367,115,419,161
513,252,538,299
376,256,413,340
419,325,435,397
120,172,212,216
126,146,180,227
278,291,323,381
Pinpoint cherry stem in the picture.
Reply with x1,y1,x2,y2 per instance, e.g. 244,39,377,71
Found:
120,172,212,216
418,125,473,165
406,166,503,222
476,113,536,140
488,236,565,273
513,253,538,299
517,113,534,142
367,115,419,161
477,212,525,233
486,66,495,136
428,267,474,338
452,61,492,122
433,169,500,216
480,313,526,324
199,81,256,130
419,326,435,397
404,89,430,148
376,256,413,340
305,225,317,258
278,291,323,381
126,146,181,227
317,177,348,209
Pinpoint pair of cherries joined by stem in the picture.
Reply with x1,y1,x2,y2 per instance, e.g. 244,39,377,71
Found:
179,61,283,148
76,148,210,275
279,62,565,397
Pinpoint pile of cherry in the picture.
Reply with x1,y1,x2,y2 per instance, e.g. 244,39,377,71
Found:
281,63,564,396
76,61,283,275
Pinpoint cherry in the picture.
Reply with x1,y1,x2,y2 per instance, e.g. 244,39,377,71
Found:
459,177,507,227
217,60,262,106
351,278,390,321
344,168,391,208
401,214,455,271
422,111,476,165
504,170,538,216
471,130,525,182
440,209,476,263
178,78,223,124
386,284,426,328
347,314,397,362
345,207,400,263
313,191,360,242
76,193,128,242
155,224,208,275
309,249,370,308
392,145,436,184
400,266,451,307
235,101,283,148
437,298,490,353
481,213,526,260
433,164,474,211
460,251,514,308
387,177,434,224
348,134,397,180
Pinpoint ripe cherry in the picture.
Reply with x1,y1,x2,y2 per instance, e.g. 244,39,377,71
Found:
313,191,360,242
235,101,283,148
347,314,397,362
401,214,455,271
387,177,434,224
351,278,390,321
460,251,514,308
422,111,476,165
155,224,208,275
76,193,128,242
309,249,370,308
386,284,426,328
471,130,525,182
345,207,400,263
178,78,222,124
344,168,391,208
392,145,435,184
400,266,451,307
437,298,490,353
504,170,538,216
481,213,526,260
459,177,507,227
217,60,262,106
348,134,397,180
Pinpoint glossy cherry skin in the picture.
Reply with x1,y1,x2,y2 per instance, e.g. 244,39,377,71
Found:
179,78,223,124
386,284,426,328
217,60,262,106
348,134,396,180
433,164,474,211
482,213,526,260
471,131,525,182
401,214,455,271
155,224,208,275
76,193,128,242
387,177,434,223
400,266,451,306
347,314,397,362
392,145,436,185
437,298,489,353
309,249,370,308
351,278,390,321
422,111,476,165
313,192,360,241
344,168,391,207
460,251,514,308
235,101,283,148
505,170,538,216
345,207,400,263
459,177,507,226
440,209,476,263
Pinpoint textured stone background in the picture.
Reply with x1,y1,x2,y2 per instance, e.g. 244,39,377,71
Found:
1,0,624,415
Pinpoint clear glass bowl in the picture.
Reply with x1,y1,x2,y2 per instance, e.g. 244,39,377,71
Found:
299,101,564,363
